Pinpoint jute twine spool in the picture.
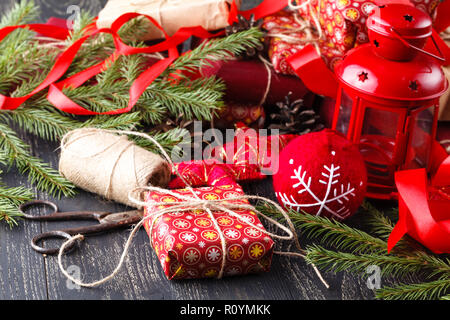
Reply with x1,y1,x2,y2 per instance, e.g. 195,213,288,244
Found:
59,128,171,208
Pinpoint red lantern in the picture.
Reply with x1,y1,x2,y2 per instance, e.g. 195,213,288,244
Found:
332,3,448,200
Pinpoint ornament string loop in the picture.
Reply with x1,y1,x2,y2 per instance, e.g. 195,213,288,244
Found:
57,129,329,289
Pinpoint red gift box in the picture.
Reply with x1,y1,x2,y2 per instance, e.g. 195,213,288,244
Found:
200,58,312,105
143,184,275,279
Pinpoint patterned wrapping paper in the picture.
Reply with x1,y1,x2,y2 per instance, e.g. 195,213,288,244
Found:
263,10,318,75
263,10,345,72
143,184,275,280
293,0,441,64
214,103,266,129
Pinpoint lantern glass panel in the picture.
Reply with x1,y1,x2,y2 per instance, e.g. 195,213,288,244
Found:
335,90,353,136
359,107,400,165
404,107,434,170
361,107,399,139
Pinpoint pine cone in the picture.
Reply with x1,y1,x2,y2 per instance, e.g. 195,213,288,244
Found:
153,114,203,156
225,14,265,59
268,92,325,135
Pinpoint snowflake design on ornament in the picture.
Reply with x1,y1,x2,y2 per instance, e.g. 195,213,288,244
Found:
198,241,206,248
276,151,359,219
242,238,249,244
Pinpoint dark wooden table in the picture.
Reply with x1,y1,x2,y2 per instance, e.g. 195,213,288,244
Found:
0,0,378,300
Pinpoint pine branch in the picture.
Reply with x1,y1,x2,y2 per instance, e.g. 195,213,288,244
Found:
2,108,81,141
141,77,225,124
0,197,26,228
82,113,141,131
258,201,450,299
0,123,75,197
132,128,188,155
375,279,450,300
0,183,34,205
167,28,264,77
363,201,435,256
0,1,267,228
0,170,34,227
256,203,387,254
305,244,435,278
0,0,39,28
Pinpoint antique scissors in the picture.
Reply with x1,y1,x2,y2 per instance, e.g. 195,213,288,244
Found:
20,200,142,255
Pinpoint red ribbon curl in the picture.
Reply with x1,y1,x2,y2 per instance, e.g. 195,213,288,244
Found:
388,142,450,254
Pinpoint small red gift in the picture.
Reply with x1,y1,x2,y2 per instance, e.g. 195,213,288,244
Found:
168,126,297,189
143,184,275,279
263,10,318,75
262,10,345,72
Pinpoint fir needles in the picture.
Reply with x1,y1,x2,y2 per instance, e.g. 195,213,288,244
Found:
0,0,264,226
258,201,450,300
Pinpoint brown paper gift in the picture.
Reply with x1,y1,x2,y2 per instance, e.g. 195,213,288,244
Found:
97,0,241,41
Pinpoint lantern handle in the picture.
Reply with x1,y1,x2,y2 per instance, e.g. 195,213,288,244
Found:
389,27,445,62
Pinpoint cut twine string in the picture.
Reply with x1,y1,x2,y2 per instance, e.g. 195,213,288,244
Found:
263,0,323,54
57,129,329,289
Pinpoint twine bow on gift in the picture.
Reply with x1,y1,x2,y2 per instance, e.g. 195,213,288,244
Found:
56,130,329,289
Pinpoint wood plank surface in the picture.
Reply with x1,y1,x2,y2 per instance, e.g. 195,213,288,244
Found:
0,0,379,300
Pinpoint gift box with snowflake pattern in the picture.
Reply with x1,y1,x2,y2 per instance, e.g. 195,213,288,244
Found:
262,10,317,75
143,184,275,280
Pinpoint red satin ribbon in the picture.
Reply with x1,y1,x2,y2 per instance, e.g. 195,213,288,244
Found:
0,0,289,115
0,24,71,110
433,0,450,34
287,44,339,99
388,142,450,254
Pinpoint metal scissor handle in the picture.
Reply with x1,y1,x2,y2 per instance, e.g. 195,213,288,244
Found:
19,200,58,220
19,200,110,221
31,230,78,255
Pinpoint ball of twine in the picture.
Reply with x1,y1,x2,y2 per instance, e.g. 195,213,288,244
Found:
59,128,171,208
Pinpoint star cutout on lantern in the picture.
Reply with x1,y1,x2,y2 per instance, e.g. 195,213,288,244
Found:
358,71,369,82
409,80,419,91
404,14,413,22
373,40,380,47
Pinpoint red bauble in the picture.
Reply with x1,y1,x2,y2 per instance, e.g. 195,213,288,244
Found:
273,130,367,220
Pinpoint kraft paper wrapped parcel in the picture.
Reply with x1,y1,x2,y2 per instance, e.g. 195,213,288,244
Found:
97,0,241,40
